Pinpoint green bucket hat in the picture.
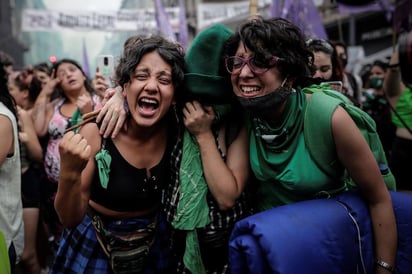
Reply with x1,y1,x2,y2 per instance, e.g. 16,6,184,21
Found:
184,24,234,104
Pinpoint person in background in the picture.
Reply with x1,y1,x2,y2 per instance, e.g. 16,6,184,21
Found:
331,40,363,103
0,52,24,274
223,16,397,273
51,35,185,273
305,38,354,103
384,47,412,193
27,62,54,272
306,38,342,82
8,70,44,274
33,63,51,90
31,59,95,251
361,60,396,160
91,67,109,110
0,51,14,75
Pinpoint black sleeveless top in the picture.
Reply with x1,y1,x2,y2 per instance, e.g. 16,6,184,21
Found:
90,137,171,212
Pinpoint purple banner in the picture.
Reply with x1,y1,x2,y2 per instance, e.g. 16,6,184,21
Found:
338,0,393,21
270,0,328,39
178,0,189,49
82,38,90,78
154,0,176,42
394,0,412,31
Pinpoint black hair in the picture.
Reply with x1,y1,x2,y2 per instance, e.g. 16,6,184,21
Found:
306,38,344,82
116,35,185,96
0,59,17,118
33,62,51,76
331,40,347,53
9,69,42,104
0,51,14,67
52,58,94,97
224,16,315,88
371,60,388,71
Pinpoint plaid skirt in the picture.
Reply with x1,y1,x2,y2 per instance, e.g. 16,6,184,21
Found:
50,212,176,274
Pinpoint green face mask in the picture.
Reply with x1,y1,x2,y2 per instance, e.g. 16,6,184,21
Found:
369,76,384,89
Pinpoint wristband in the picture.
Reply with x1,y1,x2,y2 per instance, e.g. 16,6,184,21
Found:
375,259,395,273
388,63,399,68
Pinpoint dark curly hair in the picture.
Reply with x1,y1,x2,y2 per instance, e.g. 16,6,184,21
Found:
371,60,388,72
52,59,95,98
116,35,185,96
0,56,17,118
224,16,315,88
306,38,344,82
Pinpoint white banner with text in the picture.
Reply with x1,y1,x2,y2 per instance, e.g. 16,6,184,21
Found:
22,8,180,32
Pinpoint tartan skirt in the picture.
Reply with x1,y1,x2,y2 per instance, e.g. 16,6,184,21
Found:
50,211,176,274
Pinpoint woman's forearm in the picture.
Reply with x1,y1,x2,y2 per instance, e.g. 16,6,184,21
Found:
22,127,43,163
384,49,404,98
196,129,249,210
369,200,397,273
55,170,88,228
32,95,51,137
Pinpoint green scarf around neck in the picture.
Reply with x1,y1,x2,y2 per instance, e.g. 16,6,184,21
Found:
248,90,306,182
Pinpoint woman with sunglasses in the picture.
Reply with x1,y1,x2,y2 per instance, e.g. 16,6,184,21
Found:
223,16,397,273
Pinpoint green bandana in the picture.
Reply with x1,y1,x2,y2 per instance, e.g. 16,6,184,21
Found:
173,104,231,274
173,129,209,274
71,108,82,133
248,91,305,182
95,139,111,189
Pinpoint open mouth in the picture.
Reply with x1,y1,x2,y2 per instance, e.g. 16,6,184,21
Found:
138,97,159,115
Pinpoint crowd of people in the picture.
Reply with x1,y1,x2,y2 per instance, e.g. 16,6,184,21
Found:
0,14,409,274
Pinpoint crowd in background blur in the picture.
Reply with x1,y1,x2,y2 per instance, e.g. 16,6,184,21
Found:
0,15,411,273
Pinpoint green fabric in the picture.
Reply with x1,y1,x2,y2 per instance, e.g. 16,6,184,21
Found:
183,231,206,274
303,85,396,191
71,108,82,133
247,90,338,210
174,23,235,273
173,130,208,274
173,131,210,227
184,24,234,105
0,230,10,274
95,139,112,189
392,87,412,129
173,105,230,273
248,91,305,182
252,131,343,211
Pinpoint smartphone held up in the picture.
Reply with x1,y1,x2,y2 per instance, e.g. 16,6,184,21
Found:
98,55,115,88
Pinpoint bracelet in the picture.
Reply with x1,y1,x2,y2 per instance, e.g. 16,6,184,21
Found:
388,63,399,68
375,259,395,273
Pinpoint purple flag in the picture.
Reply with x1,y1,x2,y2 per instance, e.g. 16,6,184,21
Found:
271,0,327,39
393,0,412,31
154,0,176,42
178,0,189,49
82,38,90,78
338,0,393,21
377,0,394,21
269,0,281,19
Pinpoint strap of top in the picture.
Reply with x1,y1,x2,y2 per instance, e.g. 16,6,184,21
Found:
304,89,342,178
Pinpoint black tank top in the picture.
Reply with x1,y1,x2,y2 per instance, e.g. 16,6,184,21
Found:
90,138,170,212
